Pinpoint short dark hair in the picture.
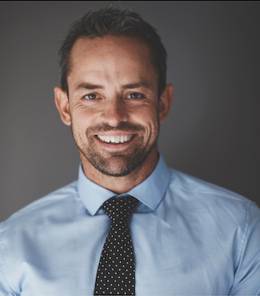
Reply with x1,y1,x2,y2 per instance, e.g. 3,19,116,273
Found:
58,7,167,95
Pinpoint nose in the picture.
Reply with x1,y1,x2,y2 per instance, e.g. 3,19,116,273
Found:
102,97,128,127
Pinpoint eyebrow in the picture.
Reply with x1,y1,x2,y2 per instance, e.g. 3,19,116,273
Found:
75,80,153,91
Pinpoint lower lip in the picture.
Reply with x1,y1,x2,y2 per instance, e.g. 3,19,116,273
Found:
94,136,135,151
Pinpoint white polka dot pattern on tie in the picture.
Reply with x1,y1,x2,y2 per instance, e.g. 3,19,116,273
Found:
94,195,139,295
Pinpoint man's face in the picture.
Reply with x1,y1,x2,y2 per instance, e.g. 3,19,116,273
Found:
55,35,172,177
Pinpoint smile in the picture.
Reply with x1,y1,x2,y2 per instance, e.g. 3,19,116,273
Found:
96,134,134,144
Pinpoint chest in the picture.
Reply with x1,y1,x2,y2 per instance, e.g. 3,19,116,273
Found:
18,215,234,295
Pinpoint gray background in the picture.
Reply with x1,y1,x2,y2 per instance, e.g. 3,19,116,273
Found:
0,1,259,221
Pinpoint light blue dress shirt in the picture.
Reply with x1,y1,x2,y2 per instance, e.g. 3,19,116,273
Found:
0,155,259,295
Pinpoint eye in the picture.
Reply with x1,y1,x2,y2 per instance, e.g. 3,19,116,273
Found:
127,92,145,100
82,93,97,100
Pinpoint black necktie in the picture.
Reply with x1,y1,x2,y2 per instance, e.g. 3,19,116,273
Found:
94,195,139,295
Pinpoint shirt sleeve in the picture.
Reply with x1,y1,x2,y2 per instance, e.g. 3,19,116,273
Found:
230,201,260,295
0,223,16,296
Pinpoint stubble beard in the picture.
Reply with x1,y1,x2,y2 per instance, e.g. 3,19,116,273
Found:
84,137,157,177
71,125,159,177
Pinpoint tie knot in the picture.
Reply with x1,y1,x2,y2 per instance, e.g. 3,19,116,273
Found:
102,195,139,222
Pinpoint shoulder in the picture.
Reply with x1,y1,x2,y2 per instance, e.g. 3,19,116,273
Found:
0,180,78,235
0,181,79,292
166,168,260,292
167,168,259,226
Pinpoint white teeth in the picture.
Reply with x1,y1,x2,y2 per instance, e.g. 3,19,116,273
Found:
97,135,133,144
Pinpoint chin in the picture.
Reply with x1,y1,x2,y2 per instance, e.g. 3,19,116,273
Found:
80,141,158,177
94,158,135,177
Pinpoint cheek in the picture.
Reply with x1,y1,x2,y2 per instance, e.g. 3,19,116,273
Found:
71,103,95,120
138,104,159,123
132,101,158,118
71,109,93,132
133,108,159,136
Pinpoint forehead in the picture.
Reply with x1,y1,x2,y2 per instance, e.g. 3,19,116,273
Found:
68,35,157,85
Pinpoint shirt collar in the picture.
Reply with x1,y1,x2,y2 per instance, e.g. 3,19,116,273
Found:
77,154,171,216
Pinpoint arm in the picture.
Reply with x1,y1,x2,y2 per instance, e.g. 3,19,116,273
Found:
230,202,260,295
0,223,17,296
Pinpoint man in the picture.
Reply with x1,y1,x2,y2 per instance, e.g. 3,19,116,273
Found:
0,7,259,295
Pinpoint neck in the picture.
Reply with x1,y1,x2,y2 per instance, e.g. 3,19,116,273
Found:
80,149,159,194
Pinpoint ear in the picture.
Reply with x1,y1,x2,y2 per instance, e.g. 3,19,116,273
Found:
54,86,71,126
159,83,174,122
